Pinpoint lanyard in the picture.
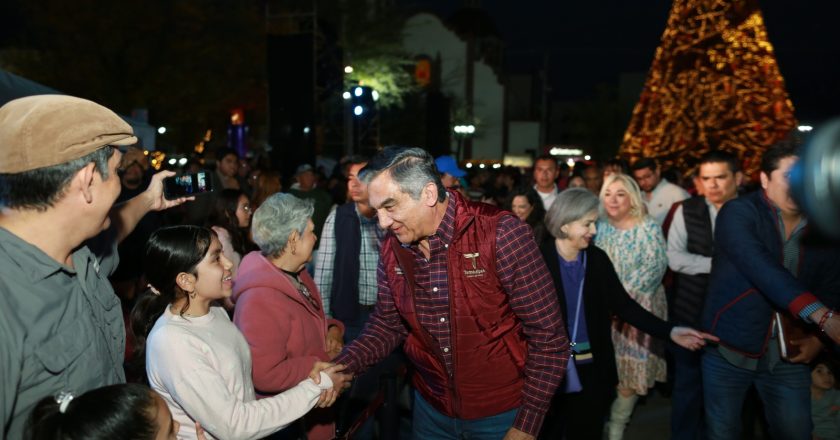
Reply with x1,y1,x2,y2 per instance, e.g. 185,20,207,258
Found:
569,252,587,349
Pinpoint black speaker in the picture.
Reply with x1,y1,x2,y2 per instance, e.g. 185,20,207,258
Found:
267,33,315,181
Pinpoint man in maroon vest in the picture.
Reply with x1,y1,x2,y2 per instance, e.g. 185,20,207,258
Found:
324,147,569,440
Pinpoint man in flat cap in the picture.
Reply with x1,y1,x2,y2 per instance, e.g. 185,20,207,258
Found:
0,95,190,438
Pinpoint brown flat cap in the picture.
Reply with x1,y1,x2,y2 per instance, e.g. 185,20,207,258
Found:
0,95,137,173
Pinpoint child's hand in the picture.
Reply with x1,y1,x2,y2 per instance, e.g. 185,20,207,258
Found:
308,361,333,383
196,422,207,440
316,388,339,408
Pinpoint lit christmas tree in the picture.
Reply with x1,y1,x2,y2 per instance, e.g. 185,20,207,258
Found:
620,0,796,178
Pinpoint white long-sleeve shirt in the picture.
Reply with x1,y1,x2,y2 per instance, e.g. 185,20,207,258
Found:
666,201,719,275
534,184,559,210
645,179,690,225
146,306,333,440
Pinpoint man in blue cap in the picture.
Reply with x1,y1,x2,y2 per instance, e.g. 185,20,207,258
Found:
435,155,466,191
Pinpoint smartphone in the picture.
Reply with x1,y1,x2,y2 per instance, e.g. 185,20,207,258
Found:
163,171,213,200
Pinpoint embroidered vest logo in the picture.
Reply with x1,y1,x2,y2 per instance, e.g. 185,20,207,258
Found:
394,266,404,275
463,252,486,278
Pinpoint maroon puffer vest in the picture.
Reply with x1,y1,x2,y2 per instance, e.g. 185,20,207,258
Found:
381,193,526,419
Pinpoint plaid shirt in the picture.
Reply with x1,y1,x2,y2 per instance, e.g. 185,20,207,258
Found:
334,195,569,436
314,205,383,317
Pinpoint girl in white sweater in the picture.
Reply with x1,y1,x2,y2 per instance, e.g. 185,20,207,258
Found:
130,226,343,440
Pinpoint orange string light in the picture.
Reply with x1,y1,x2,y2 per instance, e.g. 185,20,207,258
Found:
620,0,797,178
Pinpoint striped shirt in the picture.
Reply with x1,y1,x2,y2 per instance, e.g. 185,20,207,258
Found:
314,205,383,317
334,195,569,436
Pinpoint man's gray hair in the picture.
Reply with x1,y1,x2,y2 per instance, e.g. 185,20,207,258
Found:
0,145,114,211
360,147,447,203
545,188,600,239
251,193,314,257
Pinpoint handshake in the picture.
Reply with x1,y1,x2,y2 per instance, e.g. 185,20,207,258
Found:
308,361,354,408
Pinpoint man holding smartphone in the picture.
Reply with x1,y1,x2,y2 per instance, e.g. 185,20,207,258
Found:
0,95,191,438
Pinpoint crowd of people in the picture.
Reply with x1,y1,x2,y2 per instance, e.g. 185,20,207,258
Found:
1,93,839,440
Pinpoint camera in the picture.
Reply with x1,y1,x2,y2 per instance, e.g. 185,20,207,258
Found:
790,118,840,237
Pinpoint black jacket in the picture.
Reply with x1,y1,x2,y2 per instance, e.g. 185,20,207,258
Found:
539,240,674,389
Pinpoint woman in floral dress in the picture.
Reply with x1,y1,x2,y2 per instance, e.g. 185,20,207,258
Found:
596,173,668,440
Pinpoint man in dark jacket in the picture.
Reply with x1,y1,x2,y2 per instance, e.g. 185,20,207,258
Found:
701,140,840,440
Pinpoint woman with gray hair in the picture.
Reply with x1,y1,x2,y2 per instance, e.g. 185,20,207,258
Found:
538,188,714,440
231,193,346,440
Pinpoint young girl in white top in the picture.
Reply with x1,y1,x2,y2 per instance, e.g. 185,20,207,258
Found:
130,226,342,440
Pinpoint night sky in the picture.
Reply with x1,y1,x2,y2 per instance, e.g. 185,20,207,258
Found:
1,1,838,124
401,0,840,124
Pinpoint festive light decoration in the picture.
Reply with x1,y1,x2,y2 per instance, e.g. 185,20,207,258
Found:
620,0,797,178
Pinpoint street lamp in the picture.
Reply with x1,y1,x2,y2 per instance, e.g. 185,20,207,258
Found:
344,85,379,154
454,124,475,135
453,124,477,160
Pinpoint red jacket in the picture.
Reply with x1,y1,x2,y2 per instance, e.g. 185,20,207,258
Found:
381,200,527,419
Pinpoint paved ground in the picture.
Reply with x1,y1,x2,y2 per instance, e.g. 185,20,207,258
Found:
387,384,774,439
625,389,770,440
624,390,672,439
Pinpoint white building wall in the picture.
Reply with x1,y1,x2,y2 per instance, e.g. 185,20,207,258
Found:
402,13,505,159
402,13,466,102
471,61,503,159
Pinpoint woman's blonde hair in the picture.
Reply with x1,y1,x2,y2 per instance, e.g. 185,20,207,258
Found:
599,173,647,221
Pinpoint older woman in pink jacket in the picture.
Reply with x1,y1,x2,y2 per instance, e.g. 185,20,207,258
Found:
233,193,344,440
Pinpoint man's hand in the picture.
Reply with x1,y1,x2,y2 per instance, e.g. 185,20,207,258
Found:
309,361,353,393
112,170,194,244
502,427,535,440
824,315,840,345
809,308,840,345
326,326,344,359
669,326,719,351
324,363,353,393
144,170,193,211
789,335,824,363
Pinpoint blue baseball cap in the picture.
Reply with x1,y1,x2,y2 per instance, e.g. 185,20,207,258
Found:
435,155,466,178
